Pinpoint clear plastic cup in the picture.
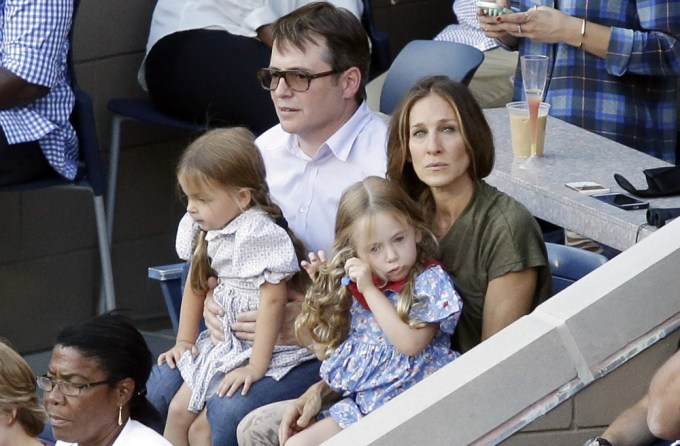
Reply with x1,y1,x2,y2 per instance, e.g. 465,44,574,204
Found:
506,101,550,158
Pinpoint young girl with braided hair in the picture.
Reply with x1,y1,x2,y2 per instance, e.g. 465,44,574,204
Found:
289,176,463,445
158,128,313,446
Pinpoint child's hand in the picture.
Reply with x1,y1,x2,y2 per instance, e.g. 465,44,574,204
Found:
300,250,327,280
157,341,197,368
344,257,375,293
217,363,265,397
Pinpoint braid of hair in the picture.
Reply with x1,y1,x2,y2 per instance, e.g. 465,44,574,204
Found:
250,185,310,291
295,248,354,359
189,230,214,295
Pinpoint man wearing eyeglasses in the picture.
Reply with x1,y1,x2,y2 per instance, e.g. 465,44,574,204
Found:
146,4,388,446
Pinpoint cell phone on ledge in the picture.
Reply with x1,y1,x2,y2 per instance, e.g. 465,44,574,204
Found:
592,193,649,210
565,181,611,196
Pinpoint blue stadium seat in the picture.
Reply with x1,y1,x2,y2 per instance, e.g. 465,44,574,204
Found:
546,242,608,294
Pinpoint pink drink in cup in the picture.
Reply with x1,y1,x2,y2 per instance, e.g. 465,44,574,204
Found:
506,101,550,158
526,90,542,156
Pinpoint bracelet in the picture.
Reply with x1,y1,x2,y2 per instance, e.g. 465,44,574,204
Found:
582,437,613,446
577,18,587,48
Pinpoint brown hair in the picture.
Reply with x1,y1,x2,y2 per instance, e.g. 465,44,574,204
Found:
295,176,438,358
272,2,370,103
0,339,46,437
386,76,495,220
177,127,308,294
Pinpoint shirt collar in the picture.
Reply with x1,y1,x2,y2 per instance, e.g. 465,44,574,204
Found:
205,207,263,241
325,102,373,162
282,102,374,162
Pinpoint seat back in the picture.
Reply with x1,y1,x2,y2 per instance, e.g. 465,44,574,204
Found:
71,89,105,196
67,0,104,197
361,0,392,80
379,40,484,115
546,243,608,294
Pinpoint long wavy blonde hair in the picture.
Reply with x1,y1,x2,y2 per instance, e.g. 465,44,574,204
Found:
295,176,438,359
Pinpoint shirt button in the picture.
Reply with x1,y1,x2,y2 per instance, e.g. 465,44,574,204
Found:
299,206,307,213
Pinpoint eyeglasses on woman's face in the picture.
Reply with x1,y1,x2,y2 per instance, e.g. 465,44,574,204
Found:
257,68,341,92
37,375,110,397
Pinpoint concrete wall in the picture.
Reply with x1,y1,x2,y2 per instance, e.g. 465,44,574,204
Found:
325,218,680,445
0,0,188,353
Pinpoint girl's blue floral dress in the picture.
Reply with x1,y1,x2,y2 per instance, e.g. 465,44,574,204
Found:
320,263,462,428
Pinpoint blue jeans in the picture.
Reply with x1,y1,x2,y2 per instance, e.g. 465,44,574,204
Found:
146,359,321,446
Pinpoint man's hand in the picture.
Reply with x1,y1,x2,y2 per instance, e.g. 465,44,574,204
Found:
202,277,225,343
278,383,324,444
232,299,303,345
256,24,274,47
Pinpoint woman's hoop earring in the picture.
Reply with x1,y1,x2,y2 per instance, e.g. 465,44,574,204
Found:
118,404,123,426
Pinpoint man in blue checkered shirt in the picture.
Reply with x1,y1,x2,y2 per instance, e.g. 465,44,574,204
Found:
482,0,679,163
0,0,78,185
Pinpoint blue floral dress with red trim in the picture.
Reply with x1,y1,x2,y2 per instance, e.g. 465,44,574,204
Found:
320,264,463,428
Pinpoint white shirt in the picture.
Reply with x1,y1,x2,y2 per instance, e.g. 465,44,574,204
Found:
55,419,172,446
257,102,388,254
139,0,363,88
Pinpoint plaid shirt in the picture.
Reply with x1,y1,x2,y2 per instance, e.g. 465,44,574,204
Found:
513,0,679,162
0,0,78,179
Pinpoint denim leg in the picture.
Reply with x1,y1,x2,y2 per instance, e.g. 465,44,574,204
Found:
146,362,184,432
206,359,321,446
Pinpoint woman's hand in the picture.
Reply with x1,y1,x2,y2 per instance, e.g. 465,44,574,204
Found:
217,364,265,397
157,340,197,368
478,4,515,42
480,4,585,48
496,6,582,45
344,257,375,294
300,250,327,280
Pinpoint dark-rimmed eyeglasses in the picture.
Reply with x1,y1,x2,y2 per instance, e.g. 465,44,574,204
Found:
37,375,110,397
257,68,341,92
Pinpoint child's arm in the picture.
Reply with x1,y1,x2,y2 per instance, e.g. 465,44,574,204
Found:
157,263,204,368
218,280,287,397
346,258,437,357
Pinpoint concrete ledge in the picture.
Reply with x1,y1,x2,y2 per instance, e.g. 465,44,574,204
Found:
326,218,680,445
